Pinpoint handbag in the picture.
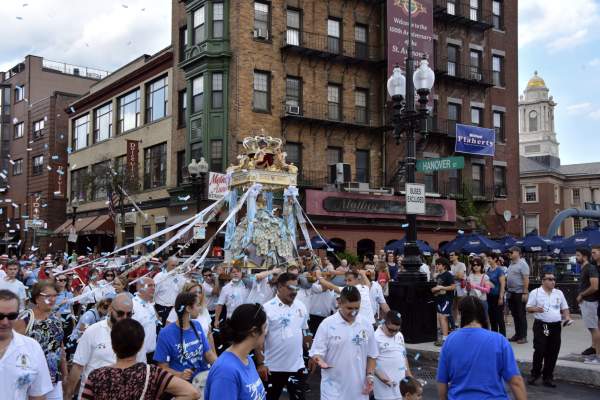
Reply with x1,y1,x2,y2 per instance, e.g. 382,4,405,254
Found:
139,364,151,400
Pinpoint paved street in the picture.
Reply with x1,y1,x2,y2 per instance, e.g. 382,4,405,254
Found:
292,364,600,399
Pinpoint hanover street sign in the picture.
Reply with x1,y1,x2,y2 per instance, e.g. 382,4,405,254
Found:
416,156,464,173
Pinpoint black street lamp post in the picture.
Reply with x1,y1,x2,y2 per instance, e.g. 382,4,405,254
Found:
188,157,209,213
386,0,437,343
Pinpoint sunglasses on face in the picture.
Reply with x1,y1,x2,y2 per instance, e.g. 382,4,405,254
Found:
286,284,299,291
0,312,19,321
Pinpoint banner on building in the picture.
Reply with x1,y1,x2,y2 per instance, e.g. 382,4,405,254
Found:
126,140,139,177
455,124,496,156
387,0,435,76
208,172,228,201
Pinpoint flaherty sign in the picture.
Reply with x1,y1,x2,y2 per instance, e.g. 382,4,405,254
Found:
455,124,496,156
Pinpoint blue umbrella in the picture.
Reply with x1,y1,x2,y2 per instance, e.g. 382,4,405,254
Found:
561,227,600,253
440,233,466,254
548,235,565,255
309,236,340,251
460,233,502,254
384,238,433,256
519,230,550,253
498,235,518,252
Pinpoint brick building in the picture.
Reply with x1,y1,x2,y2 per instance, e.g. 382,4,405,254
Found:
0,56,107,254
60,48,180,253
171,0,520,255
520,72,600,237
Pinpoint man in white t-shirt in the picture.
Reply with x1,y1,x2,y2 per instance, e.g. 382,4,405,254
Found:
153,256,185,326
309,285,378,400
256,272,310,399
0,289,53,400
0,261,27,310
245,267,280,305
65,293,145,399
373,311,413,400
201,267,220,315
214,265,250,328
132,277,159,362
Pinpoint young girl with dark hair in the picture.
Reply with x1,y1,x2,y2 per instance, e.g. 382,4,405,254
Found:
154,292,217,392
204,303,267,400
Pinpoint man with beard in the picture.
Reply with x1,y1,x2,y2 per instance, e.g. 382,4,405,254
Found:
256,273,310,399
65,293,145,399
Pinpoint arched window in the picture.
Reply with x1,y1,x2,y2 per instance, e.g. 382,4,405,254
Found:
357,239,375,259
529,110,538,131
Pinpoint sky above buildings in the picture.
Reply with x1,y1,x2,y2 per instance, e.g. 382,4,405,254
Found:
0,0,598,165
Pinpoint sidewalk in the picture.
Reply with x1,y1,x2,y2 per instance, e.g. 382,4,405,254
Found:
405,314,600,387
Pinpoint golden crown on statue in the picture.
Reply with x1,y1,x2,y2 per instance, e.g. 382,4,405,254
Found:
227,133,298,190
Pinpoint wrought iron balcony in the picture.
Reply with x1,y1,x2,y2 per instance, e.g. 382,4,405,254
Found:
297,169,330,188
281,102,385,131
438,182,496,202
433,0,494,31
281,30,384,65
434,59,494,88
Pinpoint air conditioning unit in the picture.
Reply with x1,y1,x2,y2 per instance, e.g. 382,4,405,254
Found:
470,72,482,81
344,182,370,192
286,105,300,115
253,29,268,40
73,68,80,76
329,163,351,184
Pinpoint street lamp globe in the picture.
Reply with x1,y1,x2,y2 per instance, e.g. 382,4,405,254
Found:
197,157,209,174
387,66,406,98
413,58,435,92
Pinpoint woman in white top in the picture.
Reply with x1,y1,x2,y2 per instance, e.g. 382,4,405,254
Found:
466,257,494,313
166,280,214,350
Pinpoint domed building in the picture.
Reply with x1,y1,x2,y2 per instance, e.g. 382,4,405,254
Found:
518,71,560,168
519,72,600,236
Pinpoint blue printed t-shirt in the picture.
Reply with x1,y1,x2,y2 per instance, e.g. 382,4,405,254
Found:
153,320,210,379
204,351,266,400
436,327,520,400
486,267,505,296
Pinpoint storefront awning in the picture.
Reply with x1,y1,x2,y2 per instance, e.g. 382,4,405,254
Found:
54,216,98,235
80,215,115,236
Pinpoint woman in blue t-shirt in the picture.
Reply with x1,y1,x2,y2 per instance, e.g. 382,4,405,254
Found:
205,303,267,400
486,253,507,336
154,292,217,382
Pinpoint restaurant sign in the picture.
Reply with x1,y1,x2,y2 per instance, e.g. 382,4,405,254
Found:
323,197,444,217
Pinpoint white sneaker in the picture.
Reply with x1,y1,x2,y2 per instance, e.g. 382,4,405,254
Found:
583,357,600,365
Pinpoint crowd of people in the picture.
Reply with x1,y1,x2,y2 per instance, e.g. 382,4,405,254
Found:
0,242,597,399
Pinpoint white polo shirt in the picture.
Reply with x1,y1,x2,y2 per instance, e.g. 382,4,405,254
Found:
217,280,250,318
132,294,158,353
153,271,185,307
263,295,309,372
373,327,407,400
0,331,52,400
308,282,335,317
246,278,276,305
356,284,375,325
370,283,386,319
526,287,568,323
73,319,146,395
309,312,379,400
202,281,218,312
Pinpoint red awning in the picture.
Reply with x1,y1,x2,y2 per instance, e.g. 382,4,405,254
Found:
54,220,73,235
53,216,98,236
80,215,115,236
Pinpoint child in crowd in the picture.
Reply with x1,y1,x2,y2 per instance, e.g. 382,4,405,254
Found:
400,376,423,400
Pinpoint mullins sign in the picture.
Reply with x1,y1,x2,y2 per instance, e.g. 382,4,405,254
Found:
322,196,445,218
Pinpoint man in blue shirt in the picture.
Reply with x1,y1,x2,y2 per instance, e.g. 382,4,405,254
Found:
436,296,527,400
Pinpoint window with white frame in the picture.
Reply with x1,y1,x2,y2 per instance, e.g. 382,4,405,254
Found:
253,71,270,112
93,102,112,143
524,185,538,202
524,214,539,235
193,75,204,113
13,122,23,139
286,9,300,46
554,185,560,204
212,72,223,109
33,119,45,139
194,6,206,44
73,114,89,151
213,2,224,38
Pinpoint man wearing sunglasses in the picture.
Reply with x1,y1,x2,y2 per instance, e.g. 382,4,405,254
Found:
65,293,146,399
526,272,572,388
256,272,309,399
0,289,53,399
373,310,414,400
